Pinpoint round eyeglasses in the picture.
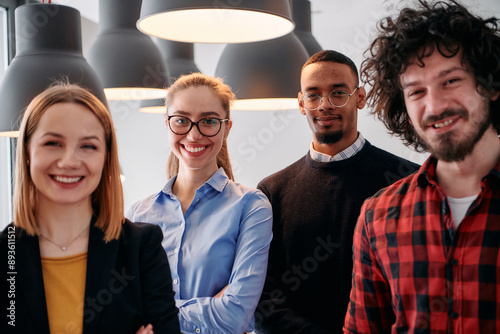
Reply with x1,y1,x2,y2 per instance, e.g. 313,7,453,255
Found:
166,115,229,137
301,87,359,110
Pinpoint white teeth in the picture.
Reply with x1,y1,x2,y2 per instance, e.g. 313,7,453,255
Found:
54,176,82,183
185,146,206,153
433,119,453,128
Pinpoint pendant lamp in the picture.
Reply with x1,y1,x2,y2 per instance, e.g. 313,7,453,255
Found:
87,0,168,101
140,40,200,113
293,0,322,56
138,0,295,44
215,33,309,110
0,3,106,137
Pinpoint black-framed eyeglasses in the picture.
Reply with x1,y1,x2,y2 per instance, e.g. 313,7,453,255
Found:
166,115,229,137
301,87,359,110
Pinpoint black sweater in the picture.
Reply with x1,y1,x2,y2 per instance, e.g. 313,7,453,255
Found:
255,141,420,334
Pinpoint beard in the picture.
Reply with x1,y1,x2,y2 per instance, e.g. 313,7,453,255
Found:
316,129,344,144
418,105,492,162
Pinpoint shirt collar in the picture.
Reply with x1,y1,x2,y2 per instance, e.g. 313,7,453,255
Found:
160,167,229,197
309,132,366,162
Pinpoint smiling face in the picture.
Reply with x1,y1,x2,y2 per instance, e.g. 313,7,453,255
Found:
28,102,106,209
299,61,366,154
166,85,232,176
400,49,498,162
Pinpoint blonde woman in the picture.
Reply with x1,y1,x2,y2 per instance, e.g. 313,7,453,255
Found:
0,83,180,334
127,73,273,334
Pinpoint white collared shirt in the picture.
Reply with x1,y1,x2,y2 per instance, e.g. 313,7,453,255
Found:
309,132,366,162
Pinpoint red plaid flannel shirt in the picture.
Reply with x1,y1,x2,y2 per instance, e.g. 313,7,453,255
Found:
344,156,500,334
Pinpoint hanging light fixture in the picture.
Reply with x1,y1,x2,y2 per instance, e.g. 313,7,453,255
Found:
293,0,322,56
0,2,106,137
215,32,309,110
87,0,168,101
138,0,295,44
140,39,200,113
155,39,201,81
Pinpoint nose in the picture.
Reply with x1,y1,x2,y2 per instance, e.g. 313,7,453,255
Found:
186,123,204,140
57,148,80,168
424,88,449,116
318,95,335,112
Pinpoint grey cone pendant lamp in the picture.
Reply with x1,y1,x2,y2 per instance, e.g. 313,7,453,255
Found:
87,0,168,101
138,0,295,43
293,0,322,56
140,40,200,113
0,3,106,137
215,32,309,110
155,39,200,81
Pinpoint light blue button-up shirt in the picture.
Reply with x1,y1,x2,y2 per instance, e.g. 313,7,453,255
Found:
126,168,273,334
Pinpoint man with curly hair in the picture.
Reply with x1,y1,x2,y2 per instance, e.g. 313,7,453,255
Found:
344,1,500,333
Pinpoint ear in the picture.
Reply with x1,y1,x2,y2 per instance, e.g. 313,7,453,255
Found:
356,86,367,109
298,92,306,115
490,90,500,102
223,120,232,140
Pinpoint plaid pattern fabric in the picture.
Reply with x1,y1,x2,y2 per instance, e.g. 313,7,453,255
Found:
344,156,500,334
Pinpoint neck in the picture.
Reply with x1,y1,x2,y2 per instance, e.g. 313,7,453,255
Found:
436,127,500,197
36,198,93,239
172,163,218,214
312,132,358,157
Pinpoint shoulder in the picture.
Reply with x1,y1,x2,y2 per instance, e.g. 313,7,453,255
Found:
359,142,420,182
257,155,308,190
365,143,419,169
126,191,165,221
368,144,420,167
119,219,163,247
0,223,28,245
362,171,420,221
225,180,272,209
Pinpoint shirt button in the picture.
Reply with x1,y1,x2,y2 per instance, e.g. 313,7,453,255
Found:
450,312,459,319
173,279,178,285
195,329,201,333
451,259,458,265
174,248,179,253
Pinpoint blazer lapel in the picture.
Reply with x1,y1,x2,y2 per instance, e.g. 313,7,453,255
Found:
82,220,119,334
17,231,50,333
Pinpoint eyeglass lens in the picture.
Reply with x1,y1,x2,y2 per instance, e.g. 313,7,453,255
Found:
303,87,357,110
168,116,223,137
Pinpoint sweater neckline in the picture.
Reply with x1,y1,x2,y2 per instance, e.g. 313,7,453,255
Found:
305,140,372,169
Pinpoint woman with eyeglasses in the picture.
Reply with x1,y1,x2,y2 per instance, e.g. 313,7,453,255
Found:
126,73,273,334
0,83,180,334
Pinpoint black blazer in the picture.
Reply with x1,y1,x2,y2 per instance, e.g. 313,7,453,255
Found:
0,218,180,334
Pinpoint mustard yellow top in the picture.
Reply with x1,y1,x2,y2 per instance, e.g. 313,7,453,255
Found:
41,252,87,334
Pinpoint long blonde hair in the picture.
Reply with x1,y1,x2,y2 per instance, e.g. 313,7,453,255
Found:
166,73,235,180
13,82,124,242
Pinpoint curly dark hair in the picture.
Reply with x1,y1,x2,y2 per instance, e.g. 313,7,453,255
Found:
361,0,500,151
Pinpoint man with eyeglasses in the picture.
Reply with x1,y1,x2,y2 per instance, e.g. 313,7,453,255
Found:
254,50,419,334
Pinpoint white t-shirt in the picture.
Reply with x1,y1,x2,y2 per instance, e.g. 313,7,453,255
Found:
447,195,477,228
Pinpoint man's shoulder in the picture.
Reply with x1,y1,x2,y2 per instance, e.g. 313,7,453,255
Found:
367,144,419,167
258,154,308,188
364,170,420,212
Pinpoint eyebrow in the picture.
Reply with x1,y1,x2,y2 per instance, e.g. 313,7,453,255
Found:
170,110,223,117
40,132,103,141
304,83,349,92
401,66,467,89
